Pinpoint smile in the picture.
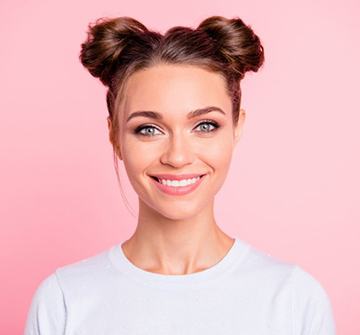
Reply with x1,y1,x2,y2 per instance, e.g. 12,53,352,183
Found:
149,174,206,196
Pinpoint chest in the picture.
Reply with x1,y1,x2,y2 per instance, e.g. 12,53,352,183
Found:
65,284,292,335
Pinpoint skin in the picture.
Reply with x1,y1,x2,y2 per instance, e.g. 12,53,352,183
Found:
107,63,246,275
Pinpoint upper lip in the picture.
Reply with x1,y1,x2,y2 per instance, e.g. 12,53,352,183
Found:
149,173,206,181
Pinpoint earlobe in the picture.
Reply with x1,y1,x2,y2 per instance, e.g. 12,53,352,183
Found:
107,117,123,160
107,117,113,144
234,108,246,145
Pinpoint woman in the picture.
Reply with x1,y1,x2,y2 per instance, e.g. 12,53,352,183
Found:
24,15,336,334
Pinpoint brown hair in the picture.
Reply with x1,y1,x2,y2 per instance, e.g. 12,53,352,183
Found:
79,15,264,214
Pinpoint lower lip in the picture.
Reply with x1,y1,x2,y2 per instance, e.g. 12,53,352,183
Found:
150,175,206,196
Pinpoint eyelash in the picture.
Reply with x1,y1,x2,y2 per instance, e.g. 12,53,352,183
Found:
134,120,220,137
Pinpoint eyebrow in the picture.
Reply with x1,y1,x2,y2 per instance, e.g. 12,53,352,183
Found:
126,106,226,122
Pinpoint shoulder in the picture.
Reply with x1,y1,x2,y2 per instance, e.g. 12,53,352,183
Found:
247,243,335,335
24,273,66,335
289,265,336,334
26,272,64,309
235,241,296,284
55,247,112,281
238,241,331,300
289,265,332,305
236,241,336,334
24,246,115,335
53,246,117,297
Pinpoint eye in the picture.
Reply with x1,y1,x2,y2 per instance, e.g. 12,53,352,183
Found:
194,120,220,133
133,120,220,137
134,124,162,137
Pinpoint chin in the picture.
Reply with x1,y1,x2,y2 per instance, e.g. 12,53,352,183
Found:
150,199,209,221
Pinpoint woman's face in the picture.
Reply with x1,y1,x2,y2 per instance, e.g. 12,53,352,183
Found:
109,64,245,220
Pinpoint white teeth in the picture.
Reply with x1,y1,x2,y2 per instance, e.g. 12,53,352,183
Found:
159,176,200,187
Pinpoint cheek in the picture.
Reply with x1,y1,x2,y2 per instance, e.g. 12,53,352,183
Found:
123,141,154,166
121,136,165,196
198,135,234,195
121,138,155,182
198,132,234,171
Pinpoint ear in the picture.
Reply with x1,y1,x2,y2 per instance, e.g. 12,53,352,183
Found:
107,116,112,137
107,117,122,160
234,108,246,146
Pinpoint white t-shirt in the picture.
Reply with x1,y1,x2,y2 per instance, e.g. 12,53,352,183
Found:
23,238,336,334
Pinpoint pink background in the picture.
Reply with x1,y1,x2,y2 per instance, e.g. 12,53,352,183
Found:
1,0,359,333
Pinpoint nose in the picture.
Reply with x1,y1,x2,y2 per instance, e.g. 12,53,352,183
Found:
159,132,195,168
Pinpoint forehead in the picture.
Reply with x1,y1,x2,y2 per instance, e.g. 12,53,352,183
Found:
121,64,231,116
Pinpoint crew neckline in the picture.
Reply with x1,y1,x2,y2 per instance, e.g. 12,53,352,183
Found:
108,238,250,287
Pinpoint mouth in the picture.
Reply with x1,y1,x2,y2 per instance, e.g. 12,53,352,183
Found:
148,174,207,196
150,173,206,183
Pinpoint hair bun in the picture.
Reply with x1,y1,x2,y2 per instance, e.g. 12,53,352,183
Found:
79,16,148,86
197,15,265,79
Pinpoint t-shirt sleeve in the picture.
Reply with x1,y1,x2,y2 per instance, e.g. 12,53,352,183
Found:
291,265,336,335
23,272,66,335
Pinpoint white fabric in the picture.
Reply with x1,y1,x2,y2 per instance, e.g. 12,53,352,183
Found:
24,238,336,334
